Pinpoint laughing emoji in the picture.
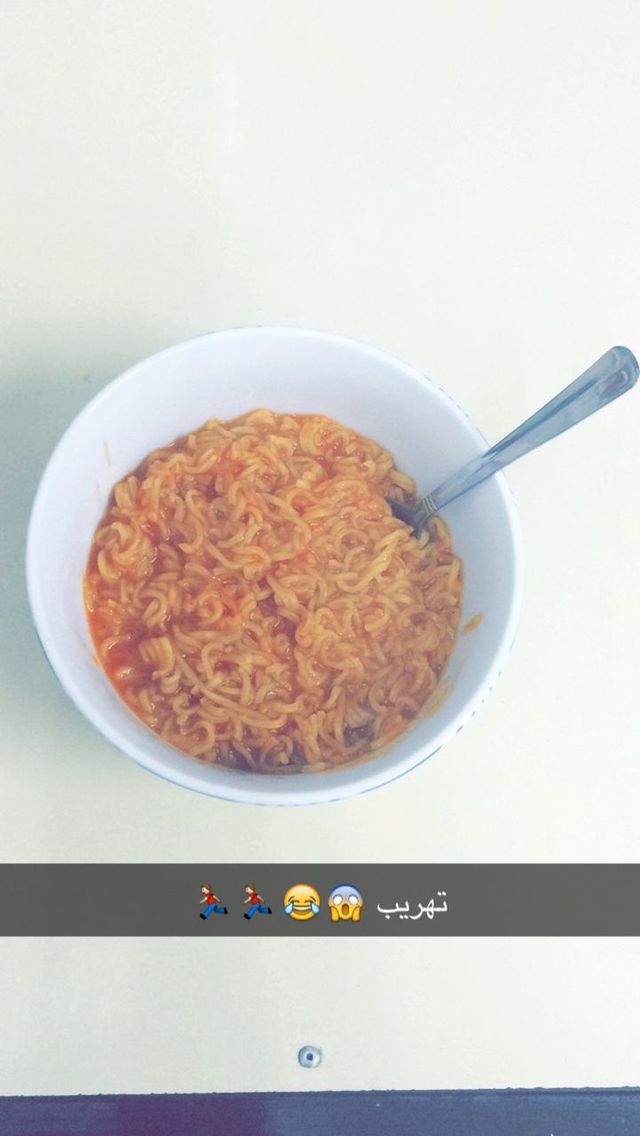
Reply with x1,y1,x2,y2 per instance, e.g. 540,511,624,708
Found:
283,884,321,921
328,884,363,922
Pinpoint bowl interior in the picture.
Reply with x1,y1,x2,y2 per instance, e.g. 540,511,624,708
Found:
27,329,522,804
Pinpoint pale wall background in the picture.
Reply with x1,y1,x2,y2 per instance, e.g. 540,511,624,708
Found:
1,0,639,1093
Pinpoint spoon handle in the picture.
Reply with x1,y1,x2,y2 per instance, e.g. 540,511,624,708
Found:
419,345,639,520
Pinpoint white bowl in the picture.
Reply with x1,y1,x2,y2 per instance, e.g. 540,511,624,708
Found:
26,328,523,805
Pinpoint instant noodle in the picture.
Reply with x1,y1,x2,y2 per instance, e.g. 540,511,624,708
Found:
84,409,462,772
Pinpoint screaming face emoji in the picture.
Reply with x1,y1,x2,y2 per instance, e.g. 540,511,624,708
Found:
283,884,320,921
328,884,363,922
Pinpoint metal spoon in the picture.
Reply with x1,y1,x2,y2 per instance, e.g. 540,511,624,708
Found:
390,345,639,534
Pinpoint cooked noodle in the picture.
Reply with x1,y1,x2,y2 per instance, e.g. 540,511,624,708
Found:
84,410,462,773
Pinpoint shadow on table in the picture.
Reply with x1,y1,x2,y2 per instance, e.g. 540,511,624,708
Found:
0,371,106,734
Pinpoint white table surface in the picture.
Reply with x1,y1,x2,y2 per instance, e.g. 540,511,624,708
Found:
1,0,639,1094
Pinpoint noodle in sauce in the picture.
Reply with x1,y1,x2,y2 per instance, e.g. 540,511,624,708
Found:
84,410,462,773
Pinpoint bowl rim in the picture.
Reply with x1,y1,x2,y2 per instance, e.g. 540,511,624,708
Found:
26,326,524,806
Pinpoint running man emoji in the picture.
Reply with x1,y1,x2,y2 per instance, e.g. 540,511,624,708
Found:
243,883,272,920
199,885,228,919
